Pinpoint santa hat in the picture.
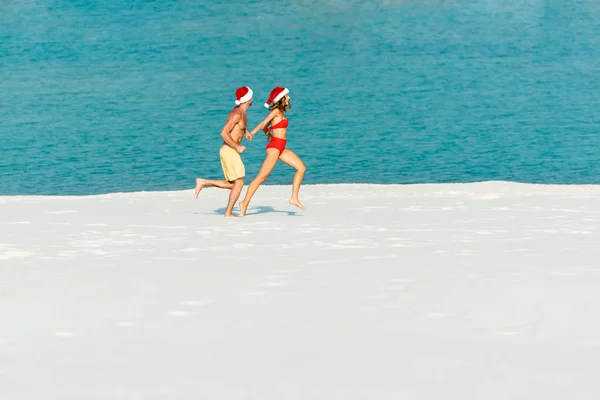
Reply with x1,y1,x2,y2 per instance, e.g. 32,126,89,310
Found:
235,86,253,105
264,87,289,108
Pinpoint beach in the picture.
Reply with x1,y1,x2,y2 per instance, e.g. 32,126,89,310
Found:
2,182,600,399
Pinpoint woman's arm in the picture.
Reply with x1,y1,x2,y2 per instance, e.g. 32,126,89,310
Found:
250,109,279,137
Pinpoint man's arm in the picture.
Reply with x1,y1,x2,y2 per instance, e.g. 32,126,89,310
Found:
220,110,244,152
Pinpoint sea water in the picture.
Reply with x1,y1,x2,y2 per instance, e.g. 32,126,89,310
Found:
1,0,599,195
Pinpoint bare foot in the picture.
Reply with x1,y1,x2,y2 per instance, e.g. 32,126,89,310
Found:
224,213,241,218
239,201,248,217
194,178,205,198
289,198,305,210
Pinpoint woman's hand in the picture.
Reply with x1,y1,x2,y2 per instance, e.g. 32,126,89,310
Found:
245,130,253,141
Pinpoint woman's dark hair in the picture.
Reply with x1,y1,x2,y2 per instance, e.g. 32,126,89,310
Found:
270,96,291,112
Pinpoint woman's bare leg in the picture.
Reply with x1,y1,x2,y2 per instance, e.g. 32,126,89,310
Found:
239,149,280,216
279,149,306,210
195,178,234,198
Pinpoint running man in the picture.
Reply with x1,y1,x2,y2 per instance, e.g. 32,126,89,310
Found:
194,86,254,217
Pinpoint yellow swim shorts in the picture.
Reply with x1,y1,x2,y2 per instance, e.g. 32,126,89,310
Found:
219,145,245,182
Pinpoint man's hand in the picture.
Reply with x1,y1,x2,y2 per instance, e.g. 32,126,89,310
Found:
236,145,247,154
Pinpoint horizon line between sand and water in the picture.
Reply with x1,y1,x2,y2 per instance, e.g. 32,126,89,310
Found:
2,180,600,200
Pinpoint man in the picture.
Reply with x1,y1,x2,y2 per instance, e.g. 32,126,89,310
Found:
194,86,254,217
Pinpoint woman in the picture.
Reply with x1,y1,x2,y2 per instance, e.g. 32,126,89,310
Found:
239,86,306,217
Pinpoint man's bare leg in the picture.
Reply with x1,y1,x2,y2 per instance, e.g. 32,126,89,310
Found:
195,178,234,198
224,178,244,217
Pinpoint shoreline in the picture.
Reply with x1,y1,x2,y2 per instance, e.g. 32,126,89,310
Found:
2,180,600,200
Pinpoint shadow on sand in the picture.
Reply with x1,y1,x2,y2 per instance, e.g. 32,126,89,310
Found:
211,205,299,217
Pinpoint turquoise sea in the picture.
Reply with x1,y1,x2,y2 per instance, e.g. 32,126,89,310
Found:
1,0,599,195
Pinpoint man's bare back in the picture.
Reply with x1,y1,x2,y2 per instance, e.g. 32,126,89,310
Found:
224,107,247,148
219,106,249,154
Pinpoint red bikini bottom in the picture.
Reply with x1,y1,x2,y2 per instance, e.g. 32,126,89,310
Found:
266,137,286,154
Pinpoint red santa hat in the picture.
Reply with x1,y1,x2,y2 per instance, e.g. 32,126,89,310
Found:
264,86,289,108
235,86,253,105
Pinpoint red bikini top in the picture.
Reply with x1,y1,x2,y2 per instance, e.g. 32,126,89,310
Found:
267,118,288,132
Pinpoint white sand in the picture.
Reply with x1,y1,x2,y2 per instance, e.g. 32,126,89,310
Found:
1,182,600,399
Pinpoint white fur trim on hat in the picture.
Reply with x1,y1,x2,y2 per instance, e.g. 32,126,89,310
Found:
235,87,253,105
264,87,289,108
